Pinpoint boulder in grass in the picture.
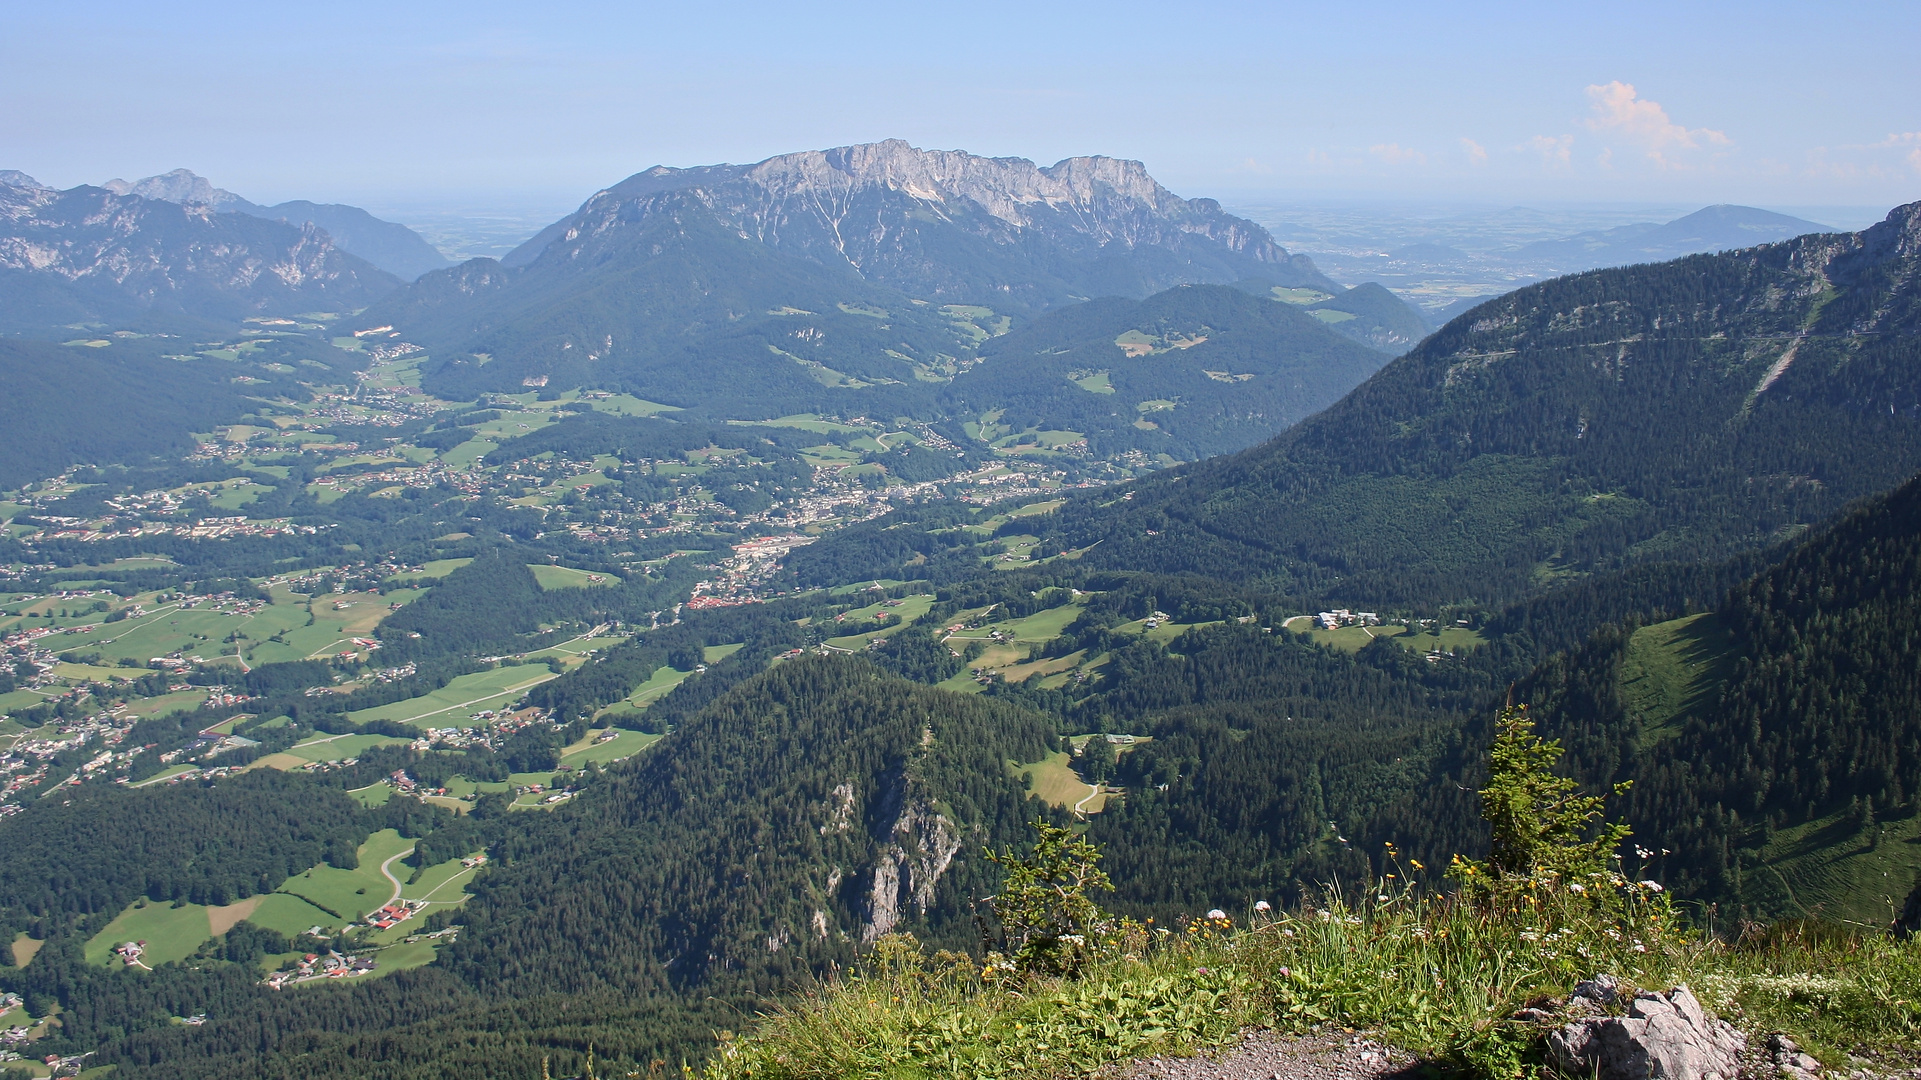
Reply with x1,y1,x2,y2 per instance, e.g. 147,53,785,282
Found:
1548,984,1745,1080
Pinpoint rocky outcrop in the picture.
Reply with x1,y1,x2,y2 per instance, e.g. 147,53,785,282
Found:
861,788,961,943
1548,979,1745,1080
1769,1033,1822,1080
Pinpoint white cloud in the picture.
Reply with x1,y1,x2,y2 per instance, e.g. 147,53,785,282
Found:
1369,142,1426,166
1525,134,1573,168
1803,132,1921,181
1460,138,1488,165
1583,81,1730,168
1873,132,1921,174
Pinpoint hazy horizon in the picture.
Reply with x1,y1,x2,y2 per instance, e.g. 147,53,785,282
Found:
6,0,1918,220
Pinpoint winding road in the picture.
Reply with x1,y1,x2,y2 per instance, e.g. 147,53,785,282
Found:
378,846,417,909
1073,782,1104,815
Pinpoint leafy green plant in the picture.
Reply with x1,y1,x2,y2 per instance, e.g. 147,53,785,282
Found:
982,820,1121,979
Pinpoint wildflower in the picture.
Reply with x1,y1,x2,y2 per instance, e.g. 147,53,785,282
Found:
1568,883,1586,893
1409,859,1424,871
1377,894,1390,902
1254,900,1272,912
1206,909,1227,920
1638,880,1664,893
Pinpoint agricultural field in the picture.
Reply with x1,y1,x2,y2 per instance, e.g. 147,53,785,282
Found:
389,558,474,582
528,563,617,590
84,899,217,968
1741,804,1921,927
1279,616,1486,656
275,829,414,927
938,597,1092,690
259,732,411,769
1014,750,1100,812
558,727,660,769
524,632,625,664
824,593,934,650
12,582,420,672
615,664,695,710
347,665,557,727
81,830,484,973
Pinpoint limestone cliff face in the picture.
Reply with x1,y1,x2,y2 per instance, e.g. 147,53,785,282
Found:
502,140,1331,308
861,792,962,943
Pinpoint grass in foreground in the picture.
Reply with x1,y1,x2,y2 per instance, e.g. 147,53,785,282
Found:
696,887,1921,1080
695,711,1921,1080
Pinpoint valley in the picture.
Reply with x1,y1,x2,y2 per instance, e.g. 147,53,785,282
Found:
0,141,1916,1080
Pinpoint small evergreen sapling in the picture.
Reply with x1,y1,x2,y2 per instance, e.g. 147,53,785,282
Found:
1455,704,1632,887
982,820,1118,978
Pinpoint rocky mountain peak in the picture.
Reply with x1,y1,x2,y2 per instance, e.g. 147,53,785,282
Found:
0,170,47,191
101,168,258,212
495,139,1325,304
732,139,1177,226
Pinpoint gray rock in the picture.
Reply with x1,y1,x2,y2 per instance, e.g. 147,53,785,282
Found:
1549,985,1745,1080
1769,1033,1821,1080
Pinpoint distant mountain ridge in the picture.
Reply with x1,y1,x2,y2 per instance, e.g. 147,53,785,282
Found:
1514,204,1835,269
100,168,451,280
499,140,1333,307
368,140,1375,450
0,183,402,329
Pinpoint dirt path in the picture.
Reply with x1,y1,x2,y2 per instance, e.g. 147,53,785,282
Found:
1122,1031,1417,1080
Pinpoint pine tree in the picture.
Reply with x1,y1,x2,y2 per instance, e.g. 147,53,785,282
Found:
1458,705,1631,884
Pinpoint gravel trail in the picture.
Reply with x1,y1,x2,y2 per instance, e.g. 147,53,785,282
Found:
1119,1030,1420,1080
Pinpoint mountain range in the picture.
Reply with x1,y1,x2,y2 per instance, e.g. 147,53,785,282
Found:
0,181,402,331
0,153,1918,1078
101,169,454,280
369,141,1406,460
1029,199,1921,606
376,141,1353,401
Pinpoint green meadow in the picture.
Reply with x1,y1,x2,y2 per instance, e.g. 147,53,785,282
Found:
348,665,556,727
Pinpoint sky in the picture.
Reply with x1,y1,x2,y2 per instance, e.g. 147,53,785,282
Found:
5,0,1919,221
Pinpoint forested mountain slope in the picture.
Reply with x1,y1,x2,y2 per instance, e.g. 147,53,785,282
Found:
1514,470,1921,921
0,340,293,488
0,184,401,331
372,141,1350,414
945,285,1392,461
89,657,1056,1080
1044,201,1921,607
398,199,987,410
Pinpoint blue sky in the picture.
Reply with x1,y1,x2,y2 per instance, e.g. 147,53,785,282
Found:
5,0,1917,217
